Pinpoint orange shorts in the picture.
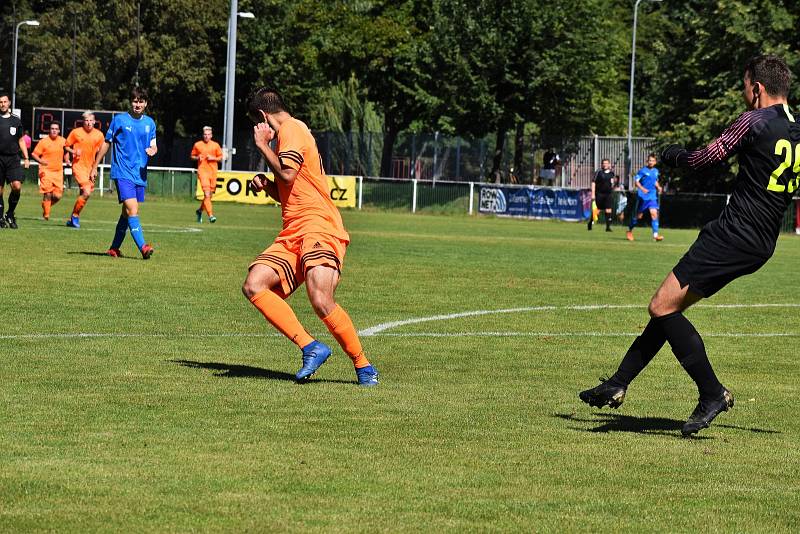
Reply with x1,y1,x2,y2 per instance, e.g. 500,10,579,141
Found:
39,171,64,195
72,167,95,193
199,175,217,193
249,233,347,298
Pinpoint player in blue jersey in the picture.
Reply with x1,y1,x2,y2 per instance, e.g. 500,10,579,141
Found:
626,154,664,242
92,87,157,259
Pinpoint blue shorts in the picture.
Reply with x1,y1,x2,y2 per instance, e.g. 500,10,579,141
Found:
637,198,658,212
115,179,146,203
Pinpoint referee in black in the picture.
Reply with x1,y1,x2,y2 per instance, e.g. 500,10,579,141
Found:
588,158,616,231
580,54,799,436
0,92,30,229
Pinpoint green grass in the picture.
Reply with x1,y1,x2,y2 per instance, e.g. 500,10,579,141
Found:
1,190,799,532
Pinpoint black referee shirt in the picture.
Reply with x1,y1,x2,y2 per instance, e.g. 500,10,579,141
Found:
0,114,24,156
593,169,615,195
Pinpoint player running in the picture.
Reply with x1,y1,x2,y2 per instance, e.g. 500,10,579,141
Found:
31,121,68,221
579,55,799,436
64,111,105,228
191,126,223,223
92,88,157,259
626,154,663,241
241,86,378,386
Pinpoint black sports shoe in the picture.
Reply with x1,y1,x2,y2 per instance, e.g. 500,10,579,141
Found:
0,217,6,229
579,377,626,409
681,388,734,437
5,214,18,229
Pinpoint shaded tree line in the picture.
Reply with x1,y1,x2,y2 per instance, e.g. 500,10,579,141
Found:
2,0,799,189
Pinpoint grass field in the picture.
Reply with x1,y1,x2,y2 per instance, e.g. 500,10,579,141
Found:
1,190,799,532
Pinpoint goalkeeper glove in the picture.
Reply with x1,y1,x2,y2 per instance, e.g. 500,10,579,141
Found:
660,144,687,167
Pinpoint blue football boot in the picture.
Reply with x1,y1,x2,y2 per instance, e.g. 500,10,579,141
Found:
296,340,332,381
66,216,80,228
355,365,379,387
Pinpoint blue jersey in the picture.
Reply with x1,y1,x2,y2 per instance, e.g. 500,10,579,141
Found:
635,166,659,201
105,112,156,185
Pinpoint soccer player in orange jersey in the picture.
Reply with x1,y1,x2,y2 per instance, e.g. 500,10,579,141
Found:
242,86,378,386
190,126,223,223
31,121,68,221
64,111,105,228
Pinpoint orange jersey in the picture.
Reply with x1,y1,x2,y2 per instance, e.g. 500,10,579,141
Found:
275,118,349,242
191,140,223,181
33,136,67,178
65,127,104,174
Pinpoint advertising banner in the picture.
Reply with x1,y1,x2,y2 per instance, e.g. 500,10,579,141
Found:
195,171,357,208
478,185,591,221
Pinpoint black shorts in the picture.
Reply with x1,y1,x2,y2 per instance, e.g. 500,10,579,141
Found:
672,230,769,298
595,192,613,211
0,155,24,185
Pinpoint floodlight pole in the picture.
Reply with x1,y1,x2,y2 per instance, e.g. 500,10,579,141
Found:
626,0,661,188
12,20,40,112
222,5,254,171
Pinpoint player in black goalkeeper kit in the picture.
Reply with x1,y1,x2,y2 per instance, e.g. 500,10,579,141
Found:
579,55,799,436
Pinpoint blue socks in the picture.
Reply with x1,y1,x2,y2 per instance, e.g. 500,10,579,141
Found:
111,215,128,249
127,215,146,250
652,218,659,235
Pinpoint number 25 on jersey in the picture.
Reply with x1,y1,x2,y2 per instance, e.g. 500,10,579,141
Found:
768,139,800,193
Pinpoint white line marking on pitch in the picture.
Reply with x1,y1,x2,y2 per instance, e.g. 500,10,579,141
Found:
358,303,800,336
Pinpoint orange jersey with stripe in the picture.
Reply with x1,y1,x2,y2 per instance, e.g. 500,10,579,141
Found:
33,136,67,178
191,140,223,181
65,127,104,174
275,118,349,242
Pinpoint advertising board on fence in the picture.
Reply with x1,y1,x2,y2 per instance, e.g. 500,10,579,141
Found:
478,185,591,221
195,171,357,208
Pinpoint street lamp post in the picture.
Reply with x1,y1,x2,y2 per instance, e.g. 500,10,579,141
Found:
12,20,40,112
222,2,255,171
626,0,661,187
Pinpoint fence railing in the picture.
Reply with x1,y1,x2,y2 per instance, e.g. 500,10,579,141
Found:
19,163,799,232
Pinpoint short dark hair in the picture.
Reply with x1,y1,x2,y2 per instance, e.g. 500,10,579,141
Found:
601,158,610,163
0,92,9,100
744,55,791,98
49,121,61,128
247,86,288,119
648,153,657,159
131,86,148,102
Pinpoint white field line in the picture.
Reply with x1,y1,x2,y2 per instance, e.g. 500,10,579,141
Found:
358,303,800,336
3,303,800,340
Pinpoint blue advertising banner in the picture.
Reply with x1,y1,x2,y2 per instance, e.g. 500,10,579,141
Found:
478,185,592,221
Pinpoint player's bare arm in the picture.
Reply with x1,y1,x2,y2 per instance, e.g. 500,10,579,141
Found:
253,122,298,185
91,141,111,180
250,173,280,202
145,139,157,157
19,137,30,168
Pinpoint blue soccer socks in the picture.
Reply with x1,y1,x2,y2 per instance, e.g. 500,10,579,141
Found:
111,214,128,250
127,215,146,250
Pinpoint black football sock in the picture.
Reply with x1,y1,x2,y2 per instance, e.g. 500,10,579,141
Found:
0,194,4,218
605,211,612,230
609,318,667,387
7,189,20,216
659,312,724,400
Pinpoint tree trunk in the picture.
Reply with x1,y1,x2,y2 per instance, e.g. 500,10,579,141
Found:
380,122,399,178
512,121,525,183
490,124,507,183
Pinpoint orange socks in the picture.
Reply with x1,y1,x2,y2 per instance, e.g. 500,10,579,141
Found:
202,197,213,216
249,290,314,348
322,304,370,368
72,197,87,217
42,198,51,219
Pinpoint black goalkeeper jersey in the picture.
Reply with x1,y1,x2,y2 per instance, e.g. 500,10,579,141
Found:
676,103,800,257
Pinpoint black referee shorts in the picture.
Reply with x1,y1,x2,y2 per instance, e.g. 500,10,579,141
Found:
595,192,613,211
0,155,24,185
672,230,768,298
